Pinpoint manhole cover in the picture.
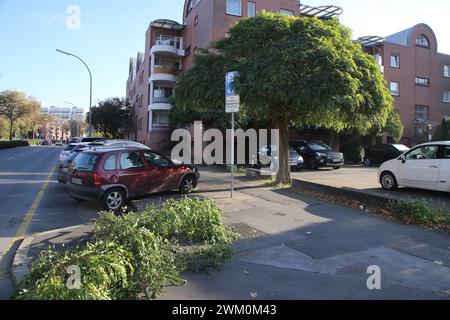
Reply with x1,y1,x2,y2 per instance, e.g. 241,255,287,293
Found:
229,223,269,239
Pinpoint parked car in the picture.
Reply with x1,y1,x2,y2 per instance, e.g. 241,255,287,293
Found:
69,137,107,144
59,143,91,162
67,148,200,211
290,140,344,170
257,145,304,171
57,147,89,183
364,144,410,166
378,141,450,192
289,147,304,171
55,140,64,147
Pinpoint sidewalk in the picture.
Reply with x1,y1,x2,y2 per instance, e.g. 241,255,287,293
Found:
10,167,450,300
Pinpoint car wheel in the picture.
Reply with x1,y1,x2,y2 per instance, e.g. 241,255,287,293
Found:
364,158,372,166
102,188,125,211
380,172,398,191
180,175,197,194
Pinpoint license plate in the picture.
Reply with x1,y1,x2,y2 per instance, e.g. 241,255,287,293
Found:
71,177,83,185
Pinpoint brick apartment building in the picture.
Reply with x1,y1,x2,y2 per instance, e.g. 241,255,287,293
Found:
126,0,450,154
359,24,450,146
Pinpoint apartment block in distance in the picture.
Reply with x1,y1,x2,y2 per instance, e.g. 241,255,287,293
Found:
126,0,343,154
358,24,450,145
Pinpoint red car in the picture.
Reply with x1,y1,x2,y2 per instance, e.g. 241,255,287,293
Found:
67,148,200,211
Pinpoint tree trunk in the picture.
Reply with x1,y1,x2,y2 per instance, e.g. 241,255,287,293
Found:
275,118,291,185
9,118,13,141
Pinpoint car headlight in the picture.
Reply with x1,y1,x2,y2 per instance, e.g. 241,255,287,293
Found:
316,152,327,158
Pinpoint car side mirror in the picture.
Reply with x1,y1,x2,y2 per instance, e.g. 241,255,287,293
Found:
400,155,406,163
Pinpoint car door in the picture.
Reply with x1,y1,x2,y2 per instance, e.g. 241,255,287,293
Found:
118,151,149,197
397,145,440,187
439,145,450,190
143,150,177,192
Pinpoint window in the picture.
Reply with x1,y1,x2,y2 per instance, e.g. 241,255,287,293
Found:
194,15,199,26
248,1,256,17
444,65,450,78
280,9,294,16
143,151,171,169
104,155,117,171
444,91,450,103
226,0,241,16
390,82,399,96
73,153,98,172
152,112,170,126
416,35,429,47
415,77,430,86
185,45,191,56
405,146,438,160
415,105,429,122
443,146,450,159
186,0,194,16
120,152,145,170
390,54,400,68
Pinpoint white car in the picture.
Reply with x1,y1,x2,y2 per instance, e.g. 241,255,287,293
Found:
378,141,450,192
59,143,91,162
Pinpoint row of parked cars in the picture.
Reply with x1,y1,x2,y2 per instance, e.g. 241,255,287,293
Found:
57,139,200,211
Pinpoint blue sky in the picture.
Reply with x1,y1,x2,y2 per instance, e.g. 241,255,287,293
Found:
0,0,449,112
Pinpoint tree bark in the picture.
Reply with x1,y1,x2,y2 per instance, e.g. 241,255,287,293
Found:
275,118,291,185
9,118,13,141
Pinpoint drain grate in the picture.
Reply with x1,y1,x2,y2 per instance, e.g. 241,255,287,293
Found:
229,223,269,239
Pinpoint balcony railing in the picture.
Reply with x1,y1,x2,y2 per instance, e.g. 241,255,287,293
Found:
153,65,179,75
152,96,172,104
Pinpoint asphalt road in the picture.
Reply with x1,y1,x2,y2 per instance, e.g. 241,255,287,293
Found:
0,146,99,299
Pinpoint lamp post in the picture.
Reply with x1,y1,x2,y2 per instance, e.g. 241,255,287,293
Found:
56,49,93,136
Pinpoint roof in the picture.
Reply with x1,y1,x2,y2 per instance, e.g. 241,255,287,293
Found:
300,4,343,19
385,27,415,46
151,19,184,30
415,141,450,147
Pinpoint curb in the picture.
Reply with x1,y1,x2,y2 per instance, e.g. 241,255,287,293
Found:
291,178,397,210
10,224,92,287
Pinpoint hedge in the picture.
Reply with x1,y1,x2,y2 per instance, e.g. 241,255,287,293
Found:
0,141,30,150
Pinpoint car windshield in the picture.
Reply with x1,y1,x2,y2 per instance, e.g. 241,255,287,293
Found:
308,142,332,151
392,144,409,152
73,153,98,172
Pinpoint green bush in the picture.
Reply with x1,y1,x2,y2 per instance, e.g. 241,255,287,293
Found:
388,199,449,226
0,140,29,149
17,198,236,300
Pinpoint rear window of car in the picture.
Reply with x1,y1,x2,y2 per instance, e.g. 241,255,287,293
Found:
308,142,332,151
73,153,99,172
64,145,77,151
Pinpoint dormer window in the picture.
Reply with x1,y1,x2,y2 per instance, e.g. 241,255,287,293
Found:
416,35,429,48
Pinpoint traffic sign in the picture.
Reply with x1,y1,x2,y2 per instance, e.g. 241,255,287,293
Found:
225,71,240,113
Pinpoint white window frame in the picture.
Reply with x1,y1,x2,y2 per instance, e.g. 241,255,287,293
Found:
390,54,400,68
444,91,450,103
248,1,256,17
390,82,399,96
280,9,294,16
444,65,450,78
226,0,242,16
415,77,430,86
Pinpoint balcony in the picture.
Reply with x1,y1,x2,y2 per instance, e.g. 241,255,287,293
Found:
151,37,185,57
149,96,173,111
150,65,178,83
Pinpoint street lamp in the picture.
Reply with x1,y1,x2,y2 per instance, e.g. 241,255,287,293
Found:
56,49,93,136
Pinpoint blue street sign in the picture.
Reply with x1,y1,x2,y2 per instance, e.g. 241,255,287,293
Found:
226,71,239,97
226,71,240,113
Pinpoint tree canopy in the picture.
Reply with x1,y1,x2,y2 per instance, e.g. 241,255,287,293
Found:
172,12,400,183
89,98,132,139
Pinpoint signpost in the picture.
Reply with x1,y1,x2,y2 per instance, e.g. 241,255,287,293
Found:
226,71,240,198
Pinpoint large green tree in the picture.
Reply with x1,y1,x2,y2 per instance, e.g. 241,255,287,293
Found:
0,90,30,141
173,12,399,184
90,98,132,139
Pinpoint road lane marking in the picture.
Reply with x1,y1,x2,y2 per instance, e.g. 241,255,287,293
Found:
0,166,56,273
15,167,56,238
